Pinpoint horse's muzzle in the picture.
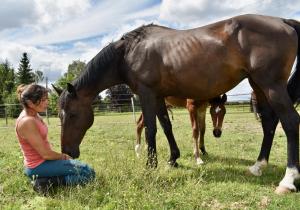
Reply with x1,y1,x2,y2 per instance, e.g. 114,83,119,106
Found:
213,129,222,138
62,146,80,159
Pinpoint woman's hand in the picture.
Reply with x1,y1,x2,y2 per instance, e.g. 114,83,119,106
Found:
61,153,72,160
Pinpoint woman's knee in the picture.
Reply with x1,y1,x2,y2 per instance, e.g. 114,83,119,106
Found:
72,160,95,179
81,165,95,180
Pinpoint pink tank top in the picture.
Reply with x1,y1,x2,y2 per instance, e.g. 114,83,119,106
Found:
15,112,52,169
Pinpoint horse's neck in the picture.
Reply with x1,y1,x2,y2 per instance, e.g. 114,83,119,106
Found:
76,68,122,104
77,78,121,103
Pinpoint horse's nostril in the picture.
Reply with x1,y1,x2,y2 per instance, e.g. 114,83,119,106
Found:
213,129,222,138
71,150,80,159
62,146,80,158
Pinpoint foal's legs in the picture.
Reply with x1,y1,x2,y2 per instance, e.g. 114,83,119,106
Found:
187,101,203,165
198,104,208,156
135,114,145,157
156,97,180,167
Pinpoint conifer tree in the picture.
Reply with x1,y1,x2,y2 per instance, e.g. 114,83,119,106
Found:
16,52,35,85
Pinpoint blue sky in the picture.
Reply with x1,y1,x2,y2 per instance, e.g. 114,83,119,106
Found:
0,0,300,101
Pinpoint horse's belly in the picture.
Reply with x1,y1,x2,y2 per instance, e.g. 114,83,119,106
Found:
161,66,245,100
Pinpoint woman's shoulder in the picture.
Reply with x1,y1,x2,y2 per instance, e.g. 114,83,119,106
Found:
17,115,38,130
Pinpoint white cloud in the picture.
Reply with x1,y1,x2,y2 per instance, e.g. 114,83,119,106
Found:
159,0,300,28
0,0,38,30
0,0,159,45
0,0,160,83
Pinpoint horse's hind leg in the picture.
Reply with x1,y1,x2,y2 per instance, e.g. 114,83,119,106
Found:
135,113,145,157
256,82,300,192
156,98,180,167
248,82,279,176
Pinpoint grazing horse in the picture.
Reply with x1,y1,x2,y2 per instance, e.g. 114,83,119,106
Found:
54,14,300,193
135,95,227,165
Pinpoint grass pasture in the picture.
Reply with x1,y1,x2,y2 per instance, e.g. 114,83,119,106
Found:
1,107,300,209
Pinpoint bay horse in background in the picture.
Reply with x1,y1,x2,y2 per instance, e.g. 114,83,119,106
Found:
135,95,227,165
54,14,300,193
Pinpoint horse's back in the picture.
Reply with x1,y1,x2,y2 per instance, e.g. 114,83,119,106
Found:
124,14,298,99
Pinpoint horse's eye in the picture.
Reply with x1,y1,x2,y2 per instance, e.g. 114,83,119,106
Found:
69,113,76,119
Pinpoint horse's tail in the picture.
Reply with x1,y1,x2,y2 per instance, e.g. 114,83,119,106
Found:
284,19,300,103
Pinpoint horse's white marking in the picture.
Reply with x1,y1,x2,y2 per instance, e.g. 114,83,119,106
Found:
215,106,221,113
248,159,268,176
61,109,66,118
196,157,204,165
279,167,300,191
135,144,142,158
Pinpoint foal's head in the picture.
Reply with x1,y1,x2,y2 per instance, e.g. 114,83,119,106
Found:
209,94,227,138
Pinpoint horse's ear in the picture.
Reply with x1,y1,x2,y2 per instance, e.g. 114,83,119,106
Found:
221,94,227,103
67,83,77,97
51,84,63,96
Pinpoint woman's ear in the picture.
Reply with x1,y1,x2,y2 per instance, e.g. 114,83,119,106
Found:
26,100,35,108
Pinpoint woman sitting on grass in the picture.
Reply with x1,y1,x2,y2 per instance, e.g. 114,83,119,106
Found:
15,84,95,194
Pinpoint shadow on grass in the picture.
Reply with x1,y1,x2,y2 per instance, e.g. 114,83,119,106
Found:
176,154,288,188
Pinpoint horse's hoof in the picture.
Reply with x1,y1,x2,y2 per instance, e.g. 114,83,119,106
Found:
135,144,142,158
168,160,179,168
146,159,158,168
200,148,207,155
196,158,204,165
275,186,292,195
248,165,262,176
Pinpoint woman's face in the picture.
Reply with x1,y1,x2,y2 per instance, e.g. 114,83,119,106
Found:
29,95,49,113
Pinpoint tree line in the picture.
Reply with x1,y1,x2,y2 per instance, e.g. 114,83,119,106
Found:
0,52,134,118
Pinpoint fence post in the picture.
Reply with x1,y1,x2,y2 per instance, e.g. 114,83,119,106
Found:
131,97,136,123
5,104,8,126
45,77,50,125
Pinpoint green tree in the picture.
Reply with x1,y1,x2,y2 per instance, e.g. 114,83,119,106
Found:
16,52,35,85
0,60,15,104
55,60,86,88
50,60,86,115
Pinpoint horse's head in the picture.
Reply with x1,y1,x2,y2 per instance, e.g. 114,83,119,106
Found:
209,94,227,138
54,83,94,158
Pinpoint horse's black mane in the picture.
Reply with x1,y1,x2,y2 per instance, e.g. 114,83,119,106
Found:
74,43,117,90
121,23,167,53
121,24,154,42
73,24,166,90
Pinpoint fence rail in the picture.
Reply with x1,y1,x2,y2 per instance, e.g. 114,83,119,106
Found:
0,101,254,126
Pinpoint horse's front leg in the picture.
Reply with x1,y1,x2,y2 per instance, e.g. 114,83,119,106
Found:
156,98,180,167
138,88,158,167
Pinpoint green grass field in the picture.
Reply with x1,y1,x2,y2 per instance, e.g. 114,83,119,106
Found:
1,108,300,209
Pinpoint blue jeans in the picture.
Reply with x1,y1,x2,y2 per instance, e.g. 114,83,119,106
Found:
25,159,95,186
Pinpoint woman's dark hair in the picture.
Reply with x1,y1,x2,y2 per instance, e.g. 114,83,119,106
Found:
17,84,48,108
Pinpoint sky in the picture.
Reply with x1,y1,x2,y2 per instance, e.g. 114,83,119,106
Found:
0,0,300,101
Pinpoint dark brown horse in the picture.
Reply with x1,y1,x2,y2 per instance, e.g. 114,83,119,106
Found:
135,95,227,165
54,14,300,193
